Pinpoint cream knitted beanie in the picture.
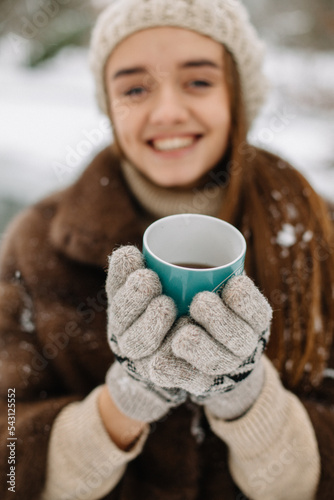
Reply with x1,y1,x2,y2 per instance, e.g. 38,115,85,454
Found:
89,0,268,129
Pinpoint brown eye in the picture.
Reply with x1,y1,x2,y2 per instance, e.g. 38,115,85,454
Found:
124,87,146,97
189,80,212,88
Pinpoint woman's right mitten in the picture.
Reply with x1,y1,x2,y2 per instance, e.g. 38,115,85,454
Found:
105,245,187,423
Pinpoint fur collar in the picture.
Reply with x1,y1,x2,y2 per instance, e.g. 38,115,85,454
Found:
47,146,144,267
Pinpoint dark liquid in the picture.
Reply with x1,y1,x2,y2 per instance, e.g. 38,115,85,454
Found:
173,262,215,269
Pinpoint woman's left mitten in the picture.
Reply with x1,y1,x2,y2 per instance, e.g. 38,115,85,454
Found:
171,275,273,420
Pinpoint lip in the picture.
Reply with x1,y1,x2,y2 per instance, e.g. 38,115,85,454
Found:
146,134,202,158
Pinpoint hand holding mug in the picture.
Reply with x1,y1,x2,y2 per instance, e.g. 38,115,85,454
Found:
105,246,187,423
106,216,271,422
149,276,272,420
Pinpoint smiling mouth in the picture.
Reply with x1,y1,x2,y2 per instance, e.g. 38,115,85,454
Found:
148,135,201,152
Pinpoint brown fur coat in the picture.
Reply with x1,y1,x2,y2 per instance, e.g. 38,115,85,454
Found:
0,146,333,499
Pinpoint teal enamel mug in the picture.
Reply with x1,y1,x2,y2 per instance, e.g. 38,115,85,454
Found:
142,214,247,317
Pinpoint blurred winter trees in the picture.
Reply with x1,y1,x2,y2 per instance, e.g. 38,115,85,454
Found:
0,0,333,68
244,0,334,49
0,0,95,66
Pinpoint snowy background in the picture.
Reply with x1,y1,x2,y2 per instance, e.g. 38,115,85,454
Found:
0,0,333,239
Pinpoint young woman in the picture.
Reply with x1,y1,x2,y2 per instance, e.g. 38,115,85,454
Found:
0,1,333,499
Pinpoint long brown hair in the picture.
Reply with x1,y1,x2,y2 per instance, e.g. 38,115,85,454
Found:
220,48,334,391
108,43,334,390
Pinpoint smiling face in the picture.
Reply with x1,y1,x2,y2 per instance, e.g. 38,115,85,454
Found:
105,27,232,188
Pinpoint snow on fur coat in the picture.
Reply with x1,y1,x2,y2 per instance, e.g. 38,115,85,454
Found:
0,145,333,500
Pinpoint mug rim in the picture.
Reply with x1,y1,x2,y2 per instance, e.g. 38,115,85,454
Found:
143,213,247,272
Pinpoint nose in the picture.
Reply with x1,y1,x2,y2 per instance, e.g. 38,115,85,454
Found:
149,85,189,126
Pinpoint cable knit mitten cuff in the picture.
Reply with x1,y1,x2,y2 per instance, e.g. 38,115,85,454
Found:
202,360,265,420
106,363,181,423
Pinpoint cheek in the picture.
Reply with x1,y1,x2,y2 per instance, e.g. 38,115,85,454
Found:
110,111,133,150
210,102,231,133
213,112,231,158
111,104,144,147
109,91,130,122
198,94,231,137
201,98,231,162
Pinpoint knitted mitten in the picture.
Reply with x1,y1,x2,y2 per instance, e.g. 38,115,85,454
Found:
149,275,272,420
106,246,187,423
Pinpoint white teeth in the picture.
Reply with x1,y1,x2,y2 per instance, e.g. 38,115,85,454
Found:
152,136,196,151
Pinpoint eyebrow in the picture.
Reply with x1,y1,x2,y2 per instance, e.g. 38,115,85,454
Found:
113,67,147,79
112,59,221,80
182,59,221,70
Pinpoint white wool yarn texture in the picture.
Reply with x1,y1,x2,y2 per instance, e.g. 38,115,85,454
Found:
89,0,269,129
